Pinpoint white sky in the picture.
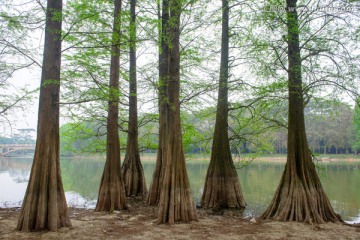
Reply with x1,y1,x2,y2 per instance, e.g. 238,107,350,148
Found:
5,68,40,138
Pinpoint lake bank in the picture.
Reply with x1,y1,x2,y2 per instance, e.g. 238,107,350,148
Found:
52,153,360,163
3,154,360,164
1,198,360,239
138,153,360,163
246,156,360,163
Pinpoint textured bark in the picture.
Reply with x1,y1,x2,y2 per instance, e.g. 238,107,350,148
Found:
260,0,342,223
95,0,127,212
201,0,246,209
17,0,71,232
122,0,147,197
157,0,198,224
147,0,169,206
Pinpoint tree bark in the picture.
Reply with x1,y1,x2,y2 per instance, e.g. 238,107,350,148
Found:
95,0,127,212
17,0,71,232
121,0,147,197
201,0,246,209
147,0,169,206
157,0,198,224
260,0,342,223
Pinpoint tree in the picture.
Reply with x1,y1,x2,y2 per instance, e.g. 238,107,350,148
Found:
201,0,246,209
59,122,107,155
60,0,127,148
157,0,198,224
260,0,342,223
232,0,359,156
121,0,147,197
17,0,72,231
305,100,354,154
95,0,127,212
147,0,169,206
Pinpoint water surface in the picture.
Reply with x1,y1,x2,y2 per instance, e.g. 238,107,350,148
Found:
0,157,359,223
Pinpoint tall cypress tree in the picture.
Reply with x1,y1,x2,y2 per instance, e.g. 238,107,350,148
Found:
261,0,342,223
201,0,246,209
95,0,127,212
17,0,71,231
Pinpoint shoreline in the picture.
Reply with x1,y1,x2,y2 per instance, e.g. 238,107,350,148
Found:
3,154,360,164
243,156,360,163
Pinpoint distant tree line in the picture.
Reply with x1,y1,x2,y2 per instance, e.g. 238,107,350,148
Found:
59,99,359,156
0,129,35,144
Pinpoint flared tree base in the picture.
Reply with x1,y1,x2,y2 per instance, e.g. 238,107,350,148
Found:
95,163,128,212
261,163,342,224
17,153,71,232
201,173,246,209
122,153,147,197
157,139,198,224
201,147,246,209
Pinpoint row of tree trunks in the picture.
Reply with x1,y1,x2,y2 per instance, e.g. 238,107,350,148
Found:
260,0,342,223
201,0,246,209
17,0,71,232
95,0,127,212
17,0,344,232
121,0,147,197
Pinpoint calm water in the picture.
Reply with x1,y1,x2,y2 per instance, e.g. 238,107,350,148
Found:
1,157,359,223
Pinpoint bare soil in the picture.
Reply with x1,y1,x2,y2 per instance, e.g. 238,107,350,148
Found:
1,197,359,240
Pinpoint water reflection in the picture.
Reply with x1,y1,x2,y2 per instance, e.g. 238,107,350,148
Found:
0,157,359,223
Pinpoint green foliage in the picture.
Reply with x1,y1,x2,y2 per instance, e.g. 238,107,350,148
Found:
1,0,359,162
352,99,360,151
181,109,215,154
182,114,210,154
1,12,23,31
61,0,127,128
60,122,106,155
305,99,354,154
59,112,161,156
229,99,286,156
0,1,42,120
42,79,60,87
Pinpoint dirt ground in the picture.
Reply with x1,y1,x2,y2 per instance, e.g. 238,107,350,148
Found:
1,197,360,240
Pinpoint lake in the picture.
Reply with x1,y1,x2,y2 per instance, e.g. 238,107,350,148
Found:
1,156,359,223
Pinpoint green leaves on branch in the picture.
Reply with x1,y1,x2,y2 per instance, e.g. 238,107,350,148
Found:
353,98,360,151
60,122,107,155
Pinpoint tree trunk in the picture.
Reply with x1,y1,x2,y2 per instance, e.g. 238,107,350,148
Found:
17,0,71,232
157,0,198,224
95,0,127,212
260,0,342,223
201,0,246,209
147,0,169,206
121,0,147,197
